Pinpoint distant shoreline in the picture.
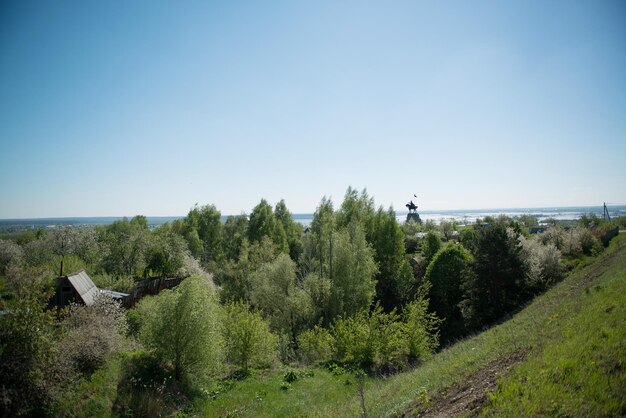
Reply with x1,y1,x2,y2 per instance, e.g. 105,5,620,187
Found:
1,205,624,230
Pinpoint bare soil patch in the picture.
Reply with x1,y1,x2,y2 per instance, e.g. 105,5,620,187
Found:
401,350,527,418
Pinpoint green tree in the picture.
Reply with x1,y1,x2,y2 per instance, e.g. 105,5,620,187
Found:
424,242,473,342
184,228,203,260
219,236,280,303
329,224,378,319
438,220,458,241
336,187,374,231
311,197,336,238
249,253,314,342
307,197,336,280
98,216,150,277
221,302,277,373
460,223,529,330
578,212,601,228
302,272,332,325
421,231,442,263
248,199,288,254
369,207,413,311
223,215,249,261
274,199,304,262
185,204,225,266
145,223,187,277
137,276,222,381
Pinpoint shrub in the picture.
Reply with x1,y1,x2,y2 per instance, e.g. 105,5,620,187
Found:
126,308,142,338
56,294,129,376
537,227,565,250
331,306,407,373
221,302,277,373
0,239,23,275
113,353,184,418
579,229,602,255
561,228,583,257
297,326,334,365
137,275,223,382
0,294,57,417
519,235,563,290
331,310,377,369
402,288,441,362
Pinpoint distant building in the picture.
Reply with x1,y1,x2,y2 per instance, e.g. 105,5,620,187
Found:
52,270,128,308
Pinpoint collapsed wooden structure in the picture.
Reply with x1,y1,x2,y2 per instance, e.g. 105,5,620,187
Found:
52,269,182,309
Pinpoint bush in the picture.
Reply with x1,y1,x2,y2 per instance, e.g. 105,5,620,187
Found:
537,227,565,250
300,289,441,373
221,302,277,373
0,295,57,417
519,235,563,290
561,228,583,257
137,275,223,382
0,239,23,275
402,289,441,362
297,326,334,365
579,229,602,255
113,353,184,418
56,294,129,377
126,309,142,338
331,310,378,369
331,306,407,373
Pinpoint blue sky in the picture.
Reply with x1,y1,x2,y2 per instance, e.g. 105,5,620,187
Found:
1,0,625,218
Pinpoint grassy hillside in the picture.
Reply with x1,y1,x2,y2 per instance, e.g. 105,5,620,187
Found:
64,234,626,417
196,234,626,417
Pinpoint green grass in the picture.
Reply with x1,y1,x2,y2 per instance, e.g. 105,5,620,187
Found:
198,367,365,417
194,234,626,417
482,241,626,416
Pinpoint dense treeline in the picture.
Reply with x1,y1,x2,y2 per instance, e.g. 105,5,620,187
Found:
0,188,619,417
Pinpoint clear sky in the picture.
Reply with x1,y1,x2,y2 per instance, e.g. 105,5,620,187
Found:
1,0,625,218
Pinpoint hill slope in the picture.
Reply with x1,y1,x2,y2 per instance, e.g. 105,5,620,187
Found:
198,234,626,417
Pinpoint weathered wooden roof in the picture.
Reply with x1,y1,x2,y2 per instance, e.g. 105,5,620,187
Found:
67,270,99,306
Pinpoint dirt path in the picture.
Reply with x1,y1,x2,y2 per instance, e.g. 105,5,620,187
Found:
572,239,624,289
401,350,527,418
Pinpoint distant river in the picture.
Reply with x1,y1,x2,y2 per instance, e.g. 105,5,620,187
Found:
294,205,626,227
1,205,624,230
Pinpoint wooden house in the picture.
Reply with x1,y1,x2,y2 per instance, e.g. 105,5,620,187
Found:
53,269,128,308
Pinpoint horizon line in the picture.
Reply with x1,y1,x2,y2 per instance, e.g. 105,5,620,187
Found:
1,203,624,222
